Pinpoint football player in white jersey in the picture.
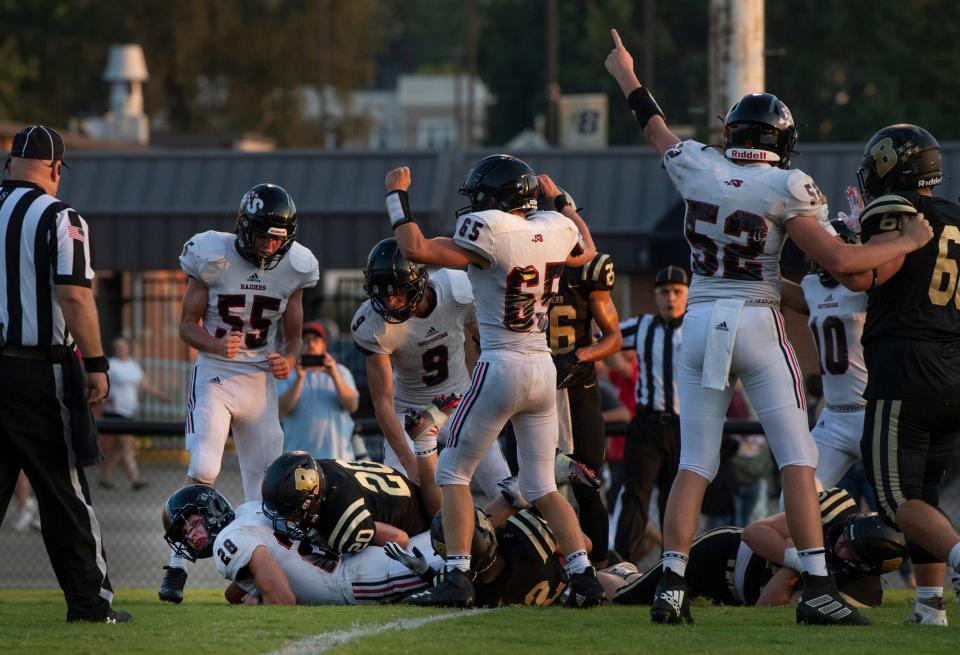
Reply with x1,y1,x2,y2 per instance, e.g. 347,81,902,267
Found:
781,217,868,489
605,28,932,625
353,237,522,518
383,157,606,608
161,183,319,603
161,485,440,605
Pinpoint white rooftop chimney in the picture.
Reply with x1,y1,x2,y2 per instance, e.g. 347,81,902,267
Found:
88,44,150,144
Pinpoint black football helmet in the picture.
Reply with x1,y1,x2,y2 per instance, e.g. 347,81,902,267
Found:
808,218,861,287
430,507,498,573
856,124,942,201
235,183,299,270
457,154,539,216
162,485,235,561
723,92,798,169
363,237,429,324
261,451,327,541
837,513,908,575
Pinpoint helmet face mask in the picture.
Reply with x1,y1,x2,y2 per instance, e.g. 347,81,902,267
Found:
430,507,498,573
457,154,539,217
857,124,942,201
363,238,429,324
835,512,908,575
235,183,299,270
723,93,798,169
261,451,326,541
162,485,235,561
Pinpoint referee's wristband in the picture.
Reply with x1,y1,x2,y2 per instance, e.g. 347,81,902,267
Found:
83,356,110,374
627,86,665,130
385,190,414,229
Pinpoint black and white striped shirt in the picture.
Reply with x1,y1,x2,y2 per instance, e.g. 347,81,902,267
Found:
0,180,94,347
620,313,683,415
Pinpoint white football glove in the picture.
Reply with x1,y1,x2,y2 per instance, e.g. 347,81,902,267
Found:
497,476,532,509
555,452,601,490
383,541,432,577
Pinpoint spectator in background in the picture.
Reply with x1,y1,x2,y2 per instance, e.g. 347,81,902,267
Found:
99,336,171,490
10,472,40,532
277,322,359,459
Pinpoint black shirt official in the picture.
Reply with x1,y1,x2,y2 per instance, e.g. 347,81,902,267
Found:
614,265,687,562
0,125,129,623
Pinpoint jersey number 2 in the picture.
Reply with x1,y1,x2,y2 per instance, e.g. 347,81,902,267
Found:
684,200,767,281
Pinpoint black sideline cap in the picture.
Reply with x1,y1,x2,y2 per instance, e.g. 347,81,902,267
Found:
10,125,70,168
655,265,689,287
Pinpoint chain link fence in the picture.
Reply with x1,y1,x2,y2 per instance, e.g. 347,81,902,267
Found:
4,271,960,589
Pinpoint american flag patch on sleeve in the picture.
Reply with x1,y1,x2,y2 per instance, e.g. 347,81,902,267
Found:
67,225,85,242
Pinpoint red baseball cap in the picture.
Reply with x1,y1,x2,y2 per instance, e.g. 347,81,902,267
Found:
302,321,326,339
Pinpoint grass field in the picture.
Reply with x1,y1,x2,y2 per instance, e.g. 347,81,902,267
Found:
2,588,958,655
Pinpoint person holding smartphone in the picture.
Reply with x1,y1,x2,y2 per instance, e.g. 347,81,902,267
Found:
276,321,360,459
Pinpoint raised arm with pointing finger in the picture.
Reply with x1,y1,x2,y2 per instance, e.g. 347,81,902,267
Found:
604,28,681,157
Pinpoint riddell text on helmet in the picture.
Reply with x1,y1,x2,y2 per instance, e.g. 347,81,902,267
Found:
726,148,781,162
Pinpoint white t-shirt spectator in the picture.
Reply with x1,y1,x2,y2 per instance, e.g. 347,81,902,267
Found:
105,358,144,418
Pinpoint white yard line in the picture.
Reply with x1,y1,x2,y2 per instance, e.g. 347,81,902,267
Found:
267,608,493,655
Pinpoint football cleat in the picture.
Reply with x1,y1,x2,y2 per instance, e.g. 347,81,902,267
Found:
905,596,948,626
158,566,188,604
650,570,693,624
67,609,133,624
565,566,606,608
796,573,871,625
403,567,476,608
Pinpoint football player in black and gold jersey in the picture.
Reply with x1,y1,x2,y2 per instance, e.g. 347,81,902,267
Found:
609,488,907,609
397,508,582,607
544,194,622,568
842,124,960,625
261,451,430,554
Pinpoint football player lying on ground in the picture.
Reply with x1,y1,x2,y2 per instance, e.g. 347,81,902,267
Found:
388,507,617,607
162,484,443,605
607,487,908,608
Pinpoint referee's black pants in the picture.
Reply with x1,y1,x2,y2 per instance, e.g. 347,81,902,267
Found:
0,356,113,621
565,380,609,564
615,412,680,562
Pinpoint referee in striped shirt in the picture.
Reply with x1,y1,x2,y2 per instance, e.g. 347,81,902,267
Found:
613,265,688,563
0,126,129,623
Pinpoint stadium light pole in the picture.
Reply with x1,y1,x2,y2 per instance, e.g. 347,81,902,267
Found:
708,0,764,144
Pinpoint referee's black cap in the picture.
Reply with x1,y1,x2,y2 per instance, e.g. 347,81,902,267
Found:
655,265,689,287
10,125,70,168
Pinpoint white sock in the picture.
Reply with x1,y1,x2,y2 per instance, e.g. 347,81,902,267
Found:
948,542,960,573
917,586,944,601
446,554,471,573
797,547,828,577
169,552,187,571
662,551,688,577
564,550,590,575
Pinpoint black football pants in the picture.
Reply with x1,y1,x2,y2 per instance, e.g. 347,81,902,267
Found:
861,397,960,565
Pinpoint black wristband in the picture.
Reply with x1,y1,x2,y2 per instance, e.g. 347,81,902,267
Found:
627,86,665,130
83,356,110,373
553,194,569,212
385,189,414,229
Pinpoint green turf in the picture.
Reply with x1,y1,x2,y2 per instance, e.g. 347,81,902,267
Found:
0,589,957,655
